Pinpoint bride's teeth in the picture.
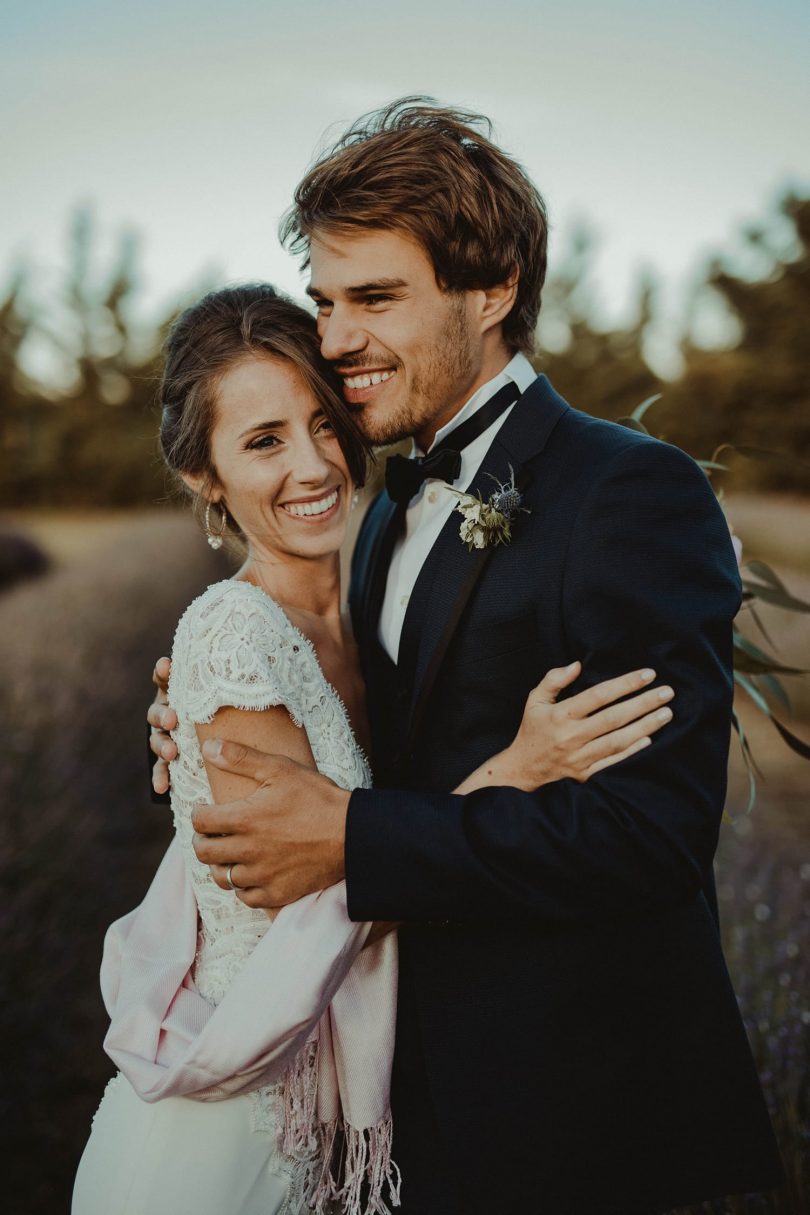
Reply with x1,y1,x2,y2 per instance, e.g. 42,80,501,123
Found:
284,490,339,518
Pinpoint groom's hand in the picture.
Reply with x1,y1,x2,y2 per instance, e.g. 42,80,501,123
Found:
147,657,177,794
191,739,350,909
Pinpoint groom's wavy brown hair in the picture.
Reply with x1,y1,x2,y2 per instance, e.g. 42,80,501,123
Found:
280,97,549,356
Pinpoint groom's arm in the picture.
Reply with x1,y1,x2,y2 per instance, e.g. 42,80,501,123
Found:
345,440,742,926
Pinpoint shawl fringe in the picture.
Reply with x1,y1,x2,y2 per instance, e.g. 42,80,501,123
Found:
279,1039,401,1215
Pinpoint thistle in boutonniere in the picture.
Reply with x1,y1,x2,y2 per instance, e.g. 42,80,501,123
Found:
449,465,530,551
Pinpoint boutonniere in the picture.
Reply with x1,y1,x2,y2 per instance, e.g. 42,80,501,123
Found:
448,465,530,551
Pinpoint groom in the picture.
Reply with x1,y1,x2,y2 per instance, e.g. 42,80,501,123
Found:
151,100,782,1212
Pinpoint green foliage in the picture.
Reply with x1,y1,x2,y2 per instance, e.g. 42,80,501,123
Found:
535,197,810,494
647,194,810,493
0,208,178,508
534,227,663,422
1,196,809,506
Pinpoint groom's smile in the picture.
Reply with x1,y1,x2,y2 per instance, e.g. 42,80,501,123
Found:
337,364,400,410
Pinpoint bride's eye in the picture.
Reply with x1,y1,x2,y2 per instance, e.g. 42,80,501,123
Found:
316,418,336,435
246,433,280,450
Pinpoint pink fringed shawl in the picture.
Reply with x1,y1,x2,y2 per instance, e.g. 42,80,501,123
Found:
101,837,400,1214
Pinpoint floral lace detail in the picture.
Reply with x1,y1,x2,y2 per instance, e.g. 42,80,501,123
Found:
166,580,371,1132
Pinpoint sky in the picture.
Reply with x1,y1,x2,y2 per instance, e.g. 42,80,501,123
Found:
2,0,809,377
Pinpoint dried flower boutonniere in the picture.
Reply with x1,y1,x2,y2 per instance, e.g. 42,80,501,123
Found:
449,465,530,551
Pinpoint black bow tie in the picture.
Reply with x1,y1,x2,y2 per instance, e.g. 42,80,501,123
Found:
385,447,461,505
384,381,520,505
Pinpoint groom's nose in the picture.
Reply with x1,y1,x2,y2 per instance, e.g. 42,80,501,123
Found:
318,304,367,362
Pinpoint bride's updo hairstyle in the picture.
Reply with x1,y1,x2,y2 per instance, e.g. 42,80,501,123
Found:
159,283,368,532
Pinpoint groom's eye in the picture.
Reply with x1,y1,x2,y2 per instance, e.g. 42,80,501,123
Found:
363,294,392,307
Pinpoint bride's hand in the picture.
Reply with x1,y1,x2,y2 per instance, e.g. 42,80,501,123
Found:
454,662,674,795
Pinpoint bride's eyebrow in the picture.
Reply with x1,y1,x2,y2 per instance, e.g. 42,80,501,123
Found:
238,419,286,439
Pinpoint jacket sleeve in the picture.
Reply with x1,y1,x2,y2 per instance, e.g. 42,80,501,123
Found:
345,440,742,926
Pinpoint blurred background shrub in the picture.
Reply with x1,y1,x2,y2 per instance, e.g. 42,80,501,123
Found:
1,194,809,509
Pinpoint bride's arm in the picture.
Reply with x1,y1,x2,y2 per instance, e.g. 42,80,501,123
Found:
196,704,318,919
197,705,396,941
454,661,673,795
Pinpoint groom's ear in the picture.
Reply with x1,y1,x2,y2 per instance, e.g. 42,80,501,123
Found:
474,266,519,337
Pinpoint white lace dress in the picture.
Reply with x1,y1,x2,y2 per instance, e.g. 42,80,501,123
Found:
72,579,372,1215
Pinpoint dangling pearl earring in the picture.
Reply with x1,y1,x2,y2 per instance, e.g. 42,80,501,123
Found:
204,500,228,550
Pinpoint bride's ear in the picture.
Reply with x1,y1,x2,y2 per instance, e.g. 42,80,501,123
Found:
180,471,220,503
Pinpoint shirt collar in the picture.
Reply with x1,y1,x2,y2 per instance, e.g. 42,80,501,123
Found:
418,352,537,456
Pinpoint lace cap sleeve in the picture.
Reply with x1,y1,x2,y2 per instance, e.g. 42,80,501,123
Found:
169,581,303,727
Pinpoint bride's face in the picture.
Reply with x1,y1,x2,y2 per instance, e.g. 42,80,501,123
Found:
202,354,353,562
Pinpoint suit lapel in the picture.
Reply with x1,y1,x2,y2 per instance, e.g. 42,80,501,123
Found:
350,490,401,663
398,375,570,749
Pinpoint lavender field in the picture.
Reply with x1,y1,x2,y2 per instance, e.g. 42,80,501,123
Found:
0,510,233,1212
1,505,808,1214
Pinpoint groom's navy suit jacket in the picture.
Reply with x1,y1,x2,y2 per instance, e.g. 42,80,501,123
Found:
346,376,782,1215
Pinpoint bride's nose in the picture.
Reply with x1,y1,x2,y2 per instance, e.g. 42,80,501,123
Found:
290,434,333,486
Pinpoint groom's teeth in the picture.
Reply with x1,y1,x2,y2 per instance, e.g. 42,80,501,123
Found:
283,490,339,518
344,370,394,389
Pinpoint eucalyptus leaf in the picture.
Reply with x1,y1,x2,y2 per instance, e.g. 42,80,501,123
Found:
733,652,806,676
731,710,758,813
616,416,650,435
741,580,810,613
733,708,763,777
746,560,790,593
630,393,662,423
758,672,792,714
734,671,772,716
747,604,777,650
732,631,806,675
733,631,778,665
770,716,810,760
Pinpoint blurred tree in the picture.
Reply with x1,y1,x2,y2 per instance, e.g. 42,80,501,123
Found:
0,209,175,508
0,196,807,508
534,227,662,420
0,266,41,501
651,193,810,490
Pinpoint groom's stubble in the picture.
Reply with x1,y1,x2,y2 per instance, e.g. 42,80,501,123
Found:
345,290,480,450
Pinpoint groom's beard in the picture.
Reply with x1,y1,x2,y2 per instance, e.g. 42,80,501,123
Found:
347,295,478,448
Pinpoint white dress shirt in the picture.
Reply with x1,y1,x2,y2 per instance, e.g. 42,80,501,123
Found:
379,352,537,661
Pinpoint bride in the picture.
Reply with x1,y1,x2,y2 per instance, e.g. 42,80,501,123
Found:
72,283,674,1215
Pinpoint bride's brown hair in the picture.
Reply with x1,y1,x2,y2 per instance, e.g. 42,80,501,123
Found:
159,283,369,520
